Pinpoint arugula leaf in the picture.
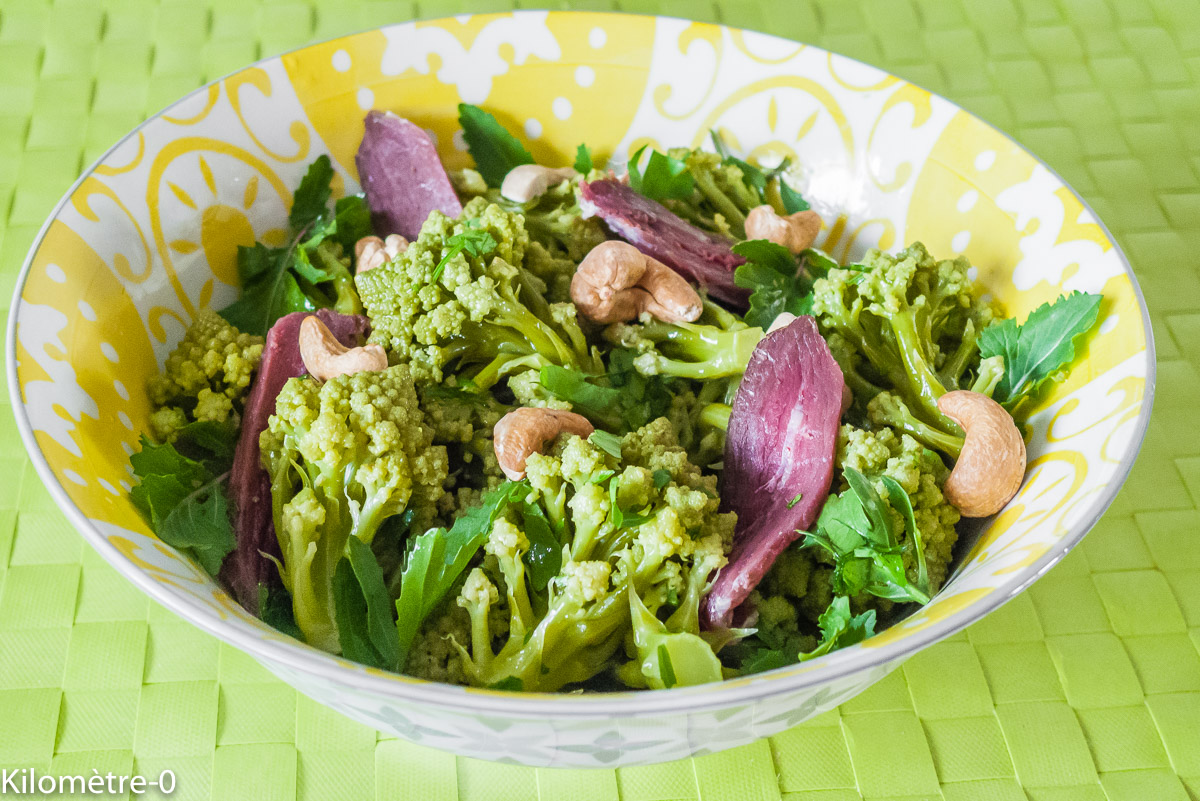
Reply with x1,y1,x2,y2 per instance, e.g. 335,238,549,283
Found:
289,155,336,232
978,291,1103,409
800,596,876,661
394,481,527,664
128,436,235,577
652,469,672,490
627,145,695,201
881,475,928,597
457,103,535,187
589,430,624,460
431,222,498,284
538,365,622,428
332,557,378,667
732,239,811,329
156,480,235,575
489,677,524,691
258,584,303,640
333,536,401,670
172,419,239,465
574,143,594,174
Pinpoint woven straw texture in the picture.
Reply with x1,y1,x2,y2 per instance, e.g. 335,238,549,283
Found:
1,1,1197,799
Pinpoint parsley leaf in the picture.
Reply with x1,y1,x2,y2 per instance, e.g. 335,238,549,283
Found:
732,239,812,329
574,143,594,174
627,145,695,201
431,222,498,284
978,291,1103,410
393,481,527,665
800,596,877,661
219,155,368,336
458,103,535,187
289,153,335,231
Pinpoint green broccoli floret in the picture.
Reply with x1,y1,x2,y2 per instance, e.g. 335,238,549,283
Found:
812,242,998,458
605,298,763,380
260,365,449,653
146,309,263,442
657,148,772,239
426,418,735,691
355,197,600,388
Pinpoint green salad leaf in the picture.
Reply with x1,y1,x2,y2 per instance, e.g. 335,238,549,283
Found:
219,155,369,336
800,596,877,662
258,584,303,639
733,239,812,329
458,103,535,187
334,536,401,670
979,291,1103,410
710,129,810,212
627,145,695,201
574,143,594,174
129,436,236,577
802,467,929,605
393,481,528,665
431,221,498,283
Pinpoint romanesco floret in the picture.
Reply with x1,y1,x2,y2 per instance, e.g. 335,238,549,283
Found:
437,419,735,691
146,309,263,442
356,197,597,387
260,364,449,653
812,242,999,458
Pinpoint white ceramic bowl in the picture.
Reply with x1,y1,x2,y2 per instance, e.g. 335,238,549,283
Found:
7,10,1154,768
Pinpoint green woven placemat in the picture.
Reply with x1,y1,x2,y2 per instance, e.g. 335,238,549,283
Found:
1,1,1197,799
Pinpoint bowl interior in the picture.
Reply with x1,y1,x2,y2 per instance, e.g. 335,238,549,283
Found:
7,11,1152,712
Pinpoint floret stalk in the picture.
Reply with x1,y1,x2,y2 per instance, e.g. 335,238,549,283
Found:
889,311,961,434
692,170,748,236
939,320,979,387
700,403,731,431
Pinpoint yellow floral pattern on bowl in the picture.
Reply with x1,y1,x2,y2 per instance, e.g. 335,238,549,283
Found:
6,11,1152,768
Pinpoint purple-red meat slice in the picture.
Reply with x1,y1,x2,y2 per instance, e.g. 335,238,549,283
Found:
356,110,463,241
579,179,749,308
220,309,370,612
703,315,845,629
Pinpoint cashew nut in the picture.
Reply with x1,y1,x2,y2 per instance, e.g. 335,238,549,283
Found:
570,241,702,324
493,407,595,480
766,312,797,333
299,315,388,382
355,234,408,274
937,390,1027,517
744,205,822,254
500,165,577,204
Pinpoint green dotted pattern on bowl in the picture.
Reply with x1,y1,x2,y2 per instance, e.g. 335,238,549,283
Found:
0,0,1197,798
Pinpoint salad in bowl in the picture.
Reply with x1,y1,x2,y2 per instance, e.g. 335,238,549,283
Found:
128,104,1101,692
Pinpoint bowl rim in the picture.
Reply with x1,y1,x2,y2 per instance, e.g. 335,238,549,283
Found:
5,9,1157,718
